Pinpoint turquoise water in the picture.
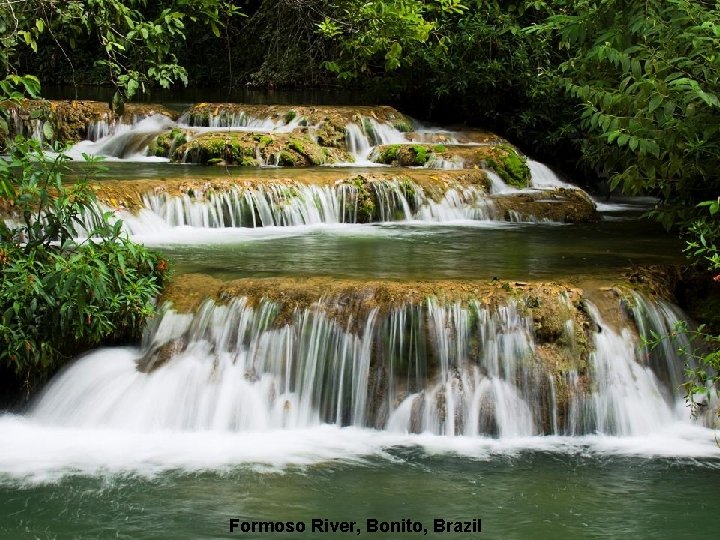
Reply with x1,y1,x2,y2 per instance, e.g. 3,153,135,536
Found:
156,220,682,281
2,451,719,539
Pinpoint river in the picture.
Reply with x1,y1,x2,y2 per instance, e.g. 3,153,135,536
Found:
1,99,718,539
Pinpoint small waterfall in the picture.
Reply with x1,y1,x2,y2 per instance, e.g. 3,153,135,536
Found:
528,159,575,189
425,156,464,170
66,115,176,160
114,180,499,234
345,118,408,163
8,108,46,142
26,292,694,438
486,170,518,194
177,110,300,133
137,184,354,229
345,124,373,162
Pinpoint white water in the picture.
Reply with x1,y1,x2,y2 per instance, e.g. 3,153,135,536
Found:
178,109,302,133
105,180,502,235
344,117,409,164
528,159,576,189
65,115,176,161
0,293,718,482
21,296,692,435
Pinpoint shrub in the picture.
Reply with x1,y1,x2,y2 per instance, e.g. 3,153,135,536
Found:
0,137,169,391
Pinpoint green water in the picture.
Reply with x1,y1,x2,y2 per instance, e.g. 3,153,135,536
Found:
2,452,718,540
158,220,682,281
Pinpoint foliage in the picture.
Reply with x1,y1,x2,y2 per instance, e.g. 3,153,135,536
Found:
530,0,720,223
686,199,720,273
527,0,720,404
486,144,530,188
318,0,467,78
1,0,241,107
0,137,169,391
317,1,582,173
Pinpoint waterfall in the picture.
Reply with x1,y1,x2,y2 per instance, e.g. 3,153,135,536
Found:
66,114,176,160
26,292,695,438
345,118,408,163
528,159,576,189
112,180,500,234
345,124,373,162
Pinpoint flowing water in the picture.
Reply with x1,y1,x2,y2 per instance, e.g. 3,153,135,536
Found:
1,99,719,539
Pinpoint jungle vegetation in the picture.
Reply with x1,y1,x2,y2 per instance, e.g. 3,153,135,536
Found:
1,0,719,396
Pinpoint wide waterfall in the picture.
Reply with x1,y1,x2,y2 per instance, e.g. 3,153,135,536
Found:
114,180,500,233
25,291,700,438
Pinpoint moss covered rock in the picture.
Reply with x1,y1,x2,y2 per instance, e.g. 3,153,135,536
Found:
148,128,189,158
375,144,449,166
492,188,599,223
373,143,531,187
2,99,177,145
173,131,347,166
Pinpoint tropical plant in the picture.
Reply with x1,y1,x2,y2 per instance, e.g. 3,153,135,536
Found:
1,0,242,109
0,137,169,391
529,0,720,224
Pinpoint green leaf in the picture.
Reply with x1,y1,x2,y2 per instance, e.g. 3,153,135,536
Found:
42,122,54,140
648,94,663,113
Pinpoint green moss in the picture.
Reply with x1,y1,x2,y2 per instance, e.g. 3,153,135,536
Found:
257,135,273,147
289,139,305,154
396,178,420,212
410,145,430,165
433,144,447,153
240,157,259,167
278,151,298,167
362,118,374,134
284,110,297,123
487,144,530,188
393,119,413,133
346,177,378,223
380,145,401,163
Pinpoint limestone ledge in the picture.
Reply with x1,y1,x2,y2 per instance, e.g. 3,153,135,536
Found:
91,170,598,223
373,143,531,188
141,269,685,426
182,103,412,129
92,170,491,212
171,131,351,166
492,188,600,223
3,99,178,143
151,274,641,388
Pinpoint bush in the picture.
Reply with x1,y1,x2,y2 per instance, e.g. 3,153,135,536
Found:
0,137,169,391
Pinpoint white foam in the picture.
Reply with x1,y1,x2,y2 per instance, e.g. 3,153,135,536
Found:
0,416,717,484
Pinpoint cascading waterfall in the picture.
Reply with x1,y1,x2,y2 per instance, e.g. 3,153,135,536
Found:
528,159,576,189
177,109,302,133
67,114,176,160
111,180,501,234
345,117,409,162
8,108,47,142
28,292,697,438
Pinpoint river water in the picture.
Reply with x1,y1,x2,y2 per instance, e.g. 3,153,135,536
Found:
1,101,719,539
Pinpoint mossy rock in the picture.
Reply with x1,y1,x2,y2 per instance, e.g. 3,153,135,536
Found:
393,119,414,133
148,128,188,158
314,119,347,148
3,99,177,145
336,176,380,223
374,144,441,166
492,188,600,223
484,144,530,188
174,131,338,166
